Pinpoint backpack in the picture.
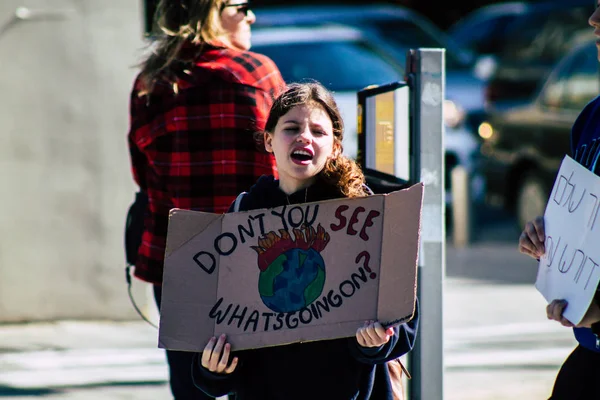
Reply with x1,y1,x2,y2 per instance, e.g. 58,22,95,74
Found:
388,358,411,400
124,190,148,266
123,190,159,329
232,191,247,212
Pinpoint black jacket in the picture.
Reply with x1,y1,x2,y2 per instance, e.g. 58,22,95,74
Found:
192,175,419,400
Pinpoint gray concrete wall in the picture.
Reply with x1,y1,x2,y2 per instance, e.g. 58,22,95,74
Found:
0,0,153,321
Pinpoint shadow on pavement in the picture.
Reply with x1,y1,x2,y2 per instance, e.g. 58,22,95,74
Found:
449,364,562,372
0,387,56,397
0,382,166,397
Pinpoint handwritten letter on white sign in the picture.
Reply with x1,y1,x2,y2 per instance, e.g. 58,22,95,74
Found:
536,156,600,324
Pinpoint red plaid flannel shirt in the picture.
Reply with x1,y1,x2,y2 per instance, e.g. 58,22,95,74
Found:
128,46,285,284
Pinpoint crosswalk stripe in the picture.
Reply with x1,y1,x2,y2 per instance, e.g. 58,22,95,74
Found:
0,365,168,389
0,348,165,370
445,321,571,340
446,347,573,368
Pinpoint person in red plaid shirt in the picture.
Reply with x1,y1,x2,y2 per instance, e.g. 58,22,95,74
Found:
127,0,284,398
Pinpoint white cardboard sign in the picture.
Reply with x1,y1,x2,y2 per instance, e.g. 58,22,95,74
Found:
536,156,600,324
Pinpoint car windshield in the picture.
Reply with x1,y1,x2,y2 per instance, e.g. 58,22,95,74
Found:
253,8,473,70
363,19,471,70
498,5,592,64
450,14,521,55
252,41,403,92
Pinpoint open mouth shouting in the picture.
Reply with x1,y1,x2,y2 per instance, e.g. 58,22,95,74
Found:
290,148,314,165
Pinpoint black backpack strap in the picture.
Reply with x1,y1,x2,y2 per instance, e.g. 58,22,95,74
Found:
233,191,247,212
124,191,148,266
124,190,158,329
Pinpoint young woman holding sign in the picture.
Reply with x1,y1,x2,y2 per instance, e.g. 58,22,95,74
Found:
190,82,419,400
519,3,600,399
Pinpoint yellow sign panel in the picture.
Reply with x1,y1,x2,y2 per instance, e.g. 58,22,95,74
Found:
374,92,395,176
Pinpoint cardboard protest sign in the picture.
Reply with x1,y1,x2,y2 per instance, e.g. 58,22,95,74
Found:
536,156,600,324
158,183,423,352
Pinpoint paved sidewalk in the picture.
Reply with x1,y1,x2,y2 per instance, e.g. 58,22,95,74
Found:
0,320,168,399
444,277,576,400
443,219,577,400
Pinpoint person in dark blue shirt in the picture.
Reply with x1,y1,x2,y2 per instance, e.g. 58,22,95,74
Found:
519,3,600,399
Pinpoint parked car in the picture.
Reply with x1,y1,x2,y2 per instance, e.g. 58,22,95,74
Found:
480,39,599,229
254,4,475,67
483,0,594,110
254,4,484,108
447,2,529,82
250,23,484,206
448,2,528,58
253,5,487,204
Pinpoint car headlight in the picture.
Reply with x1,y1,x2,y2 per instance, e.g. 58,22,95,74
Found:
443,100,466,129
478,121,494,140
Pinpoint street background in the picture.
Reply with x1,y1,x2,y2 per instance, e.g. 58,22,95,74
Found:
0,207,578,399
0,0,588,399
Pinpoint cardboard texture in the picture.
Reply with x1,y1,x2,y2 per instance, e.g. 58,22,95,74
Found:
159,183,424,352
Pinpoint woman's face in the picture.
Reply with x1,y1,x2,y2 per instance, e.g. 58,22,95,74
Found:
265,104,338,194
220,1,255,50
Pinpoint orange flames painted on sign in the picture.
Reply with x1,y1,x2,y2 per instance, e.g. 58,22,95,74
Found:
250,224,330,272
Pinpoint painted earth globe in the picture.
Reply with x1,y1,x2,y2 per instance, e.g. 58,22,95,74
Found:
258,247,326,313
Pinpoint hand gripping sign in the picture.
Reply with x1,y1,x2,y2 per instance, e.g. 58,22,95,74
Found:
536,156,600,325
158,183,423,351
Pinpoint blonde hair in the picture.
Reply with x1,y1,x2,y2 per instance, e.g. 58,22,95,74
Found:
138,0,227,95
258,82,369,198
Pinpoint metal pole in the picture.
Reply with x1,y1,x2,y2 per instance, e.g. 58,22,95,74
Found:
406,48,446,400
451,165,471,247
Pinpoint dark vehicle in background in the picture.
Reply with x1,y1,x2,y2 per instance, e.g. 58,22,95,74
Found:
480,40,599,229
254,3,486,130
254,4,474,67
483,0,594,110
448,2,528,59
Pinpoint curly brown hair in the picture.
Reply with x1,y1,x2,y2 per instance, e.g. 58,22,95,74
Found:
257,82,369,198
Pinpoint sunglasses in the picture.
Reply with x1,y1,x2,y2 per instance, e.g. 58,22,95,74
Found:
220,2,251,17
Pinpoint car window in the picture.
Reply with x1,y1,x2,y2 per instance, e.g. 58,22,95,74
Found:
562,45,600,110
371,20,467,69
252,41,403,92
540,56,574,109
452,15,520,55
499,6,591,64
540,43,599,110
